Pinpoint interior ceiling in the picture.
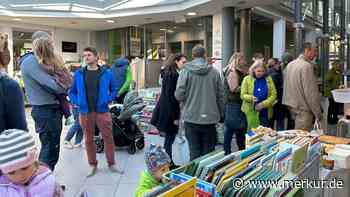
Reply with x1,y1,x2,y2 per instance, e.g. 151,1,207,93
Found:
0,0,187,11
0,0,280,31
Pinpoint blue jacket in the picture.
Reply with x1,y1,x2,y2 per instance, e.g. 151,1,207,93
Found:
111,58,129,94
68,66,117,114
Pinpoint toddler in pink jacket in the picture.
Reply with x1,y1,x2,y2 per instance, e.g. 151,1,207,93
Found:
0,129,63,197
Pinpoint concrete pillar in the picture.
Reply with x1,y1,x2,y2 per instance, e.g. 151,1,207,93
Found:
212,7,235,71
240,8,252,62
294,0,304,56
222,7,235,66
181,40,185,54
273,18,286,59
0,26,13,77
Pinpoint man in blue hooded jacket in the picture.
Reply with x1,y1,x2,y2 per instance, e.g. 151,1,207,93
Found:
69,47,122,177
111,57,132,104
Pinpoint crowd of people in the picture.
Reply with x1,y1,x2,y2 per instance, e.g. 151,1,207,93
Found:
0,31,130,196
0,29,345,197
135,43,327,196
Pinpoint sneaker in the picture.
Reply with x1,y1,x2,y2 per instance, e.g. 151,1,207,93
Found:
63,141,73,149
73,143,83,148
109,165,124,174
65,116,74,126
87,166,98,178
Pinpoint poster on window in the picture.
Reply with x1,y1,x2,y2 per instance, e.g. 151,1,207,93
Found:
130,38,141,57
212,14,222,71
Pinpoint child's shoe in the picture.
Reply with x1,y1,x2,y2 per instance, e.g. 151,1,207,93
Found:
64,141,73,149
73,142,83,148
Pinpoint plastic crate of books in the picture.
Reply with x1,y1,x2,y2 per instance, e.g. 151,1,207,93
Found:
163,127,324,197
143,178,197,197
332,88,350,103
159,178,197,197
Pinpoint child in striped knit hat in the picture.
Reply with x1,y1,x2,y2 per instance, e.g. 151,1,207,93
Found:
134,144,171,197
0,129,63,197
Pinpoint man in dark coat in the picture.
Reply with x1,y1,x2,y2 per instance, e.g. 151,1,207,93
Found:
267,58,285,130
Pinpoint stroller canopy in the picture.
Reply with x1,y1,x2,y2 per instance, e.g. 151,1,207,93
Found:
118,91,146,121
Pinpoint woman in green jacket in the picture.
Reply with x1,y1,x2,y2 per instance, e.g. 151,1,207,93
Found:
241,60,277,130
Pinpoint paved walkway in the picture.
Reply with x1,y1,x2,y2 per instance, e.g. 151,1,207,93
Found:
25,109,187,197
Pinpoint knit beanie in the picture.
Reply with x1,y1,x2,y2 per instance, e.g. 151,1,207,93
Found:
145,144,171,172
0,129,37,174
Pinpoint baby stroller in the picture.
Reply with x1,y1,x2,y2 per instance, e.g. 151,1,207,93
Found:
95,91,146,154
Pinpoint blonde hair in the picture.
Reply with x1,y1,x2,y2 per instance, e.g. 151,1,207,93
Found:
32,37,64,68
228,52,244,67
224,52,245,70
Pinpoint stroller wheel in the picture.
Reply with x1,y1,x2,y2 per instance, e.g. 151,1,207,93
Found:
136,137,145,150
128,143,136,154
95,137,104,153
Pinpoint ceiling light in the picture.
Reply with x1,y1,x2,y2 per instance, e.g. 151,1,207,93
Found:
198,23,203,26
173,26,177,29
160,28,167,31
106,20,115,23
167,30,174,33
187,12,197,16
13,18,22,21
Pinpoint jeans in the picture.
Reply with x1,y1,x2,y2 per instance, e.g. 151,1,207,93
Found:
285,107,295,130
80,112,115,167
31,105,63,171
270,104,286,131
163,131,177,161
185,122,216,160
64,107,83,144
223,103,247,155
328,98,343,124
259,111,269,127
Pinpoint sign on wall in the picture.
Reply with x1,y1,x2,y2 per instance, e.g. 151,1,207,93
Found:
62,41,77,53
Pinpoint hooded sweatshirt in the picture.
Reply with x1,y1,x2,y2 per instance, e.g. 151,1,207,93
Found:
111,58,132,96
0,165,63,197
175,58,224,125
134,170,161,197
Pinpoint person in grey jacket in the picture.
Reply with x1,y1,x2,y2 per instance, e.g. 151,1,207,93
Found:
20,31,65,171
175,45,224,160
283,43,322,131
